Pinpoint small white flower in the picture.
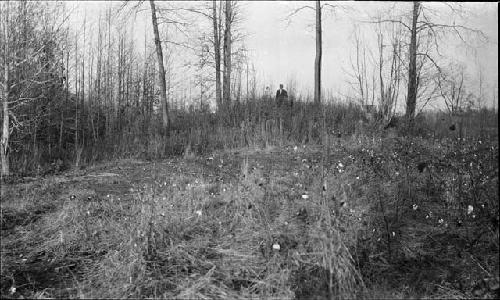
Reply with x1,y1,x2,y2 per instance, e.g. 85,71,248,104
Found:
9,287,16,294
338,162,344,168
293,146,298,151
195,210,202,217
302,194,309,199
272,243,280,250
425,215,429,219
412,204,418,210
356,176,360,180
438,218,444,224
467,205,473,215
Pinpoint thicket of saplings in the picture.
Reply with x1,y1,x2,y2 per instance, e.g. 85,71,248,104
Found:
4,92,498,176
2,93,499,298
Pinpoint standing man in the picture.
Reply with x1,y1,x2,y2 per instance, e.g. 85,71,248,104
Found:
275,84,288,137
275,84,288,107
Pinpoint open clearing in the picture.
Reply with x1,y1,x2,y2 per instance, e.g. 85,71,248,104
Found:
1,137,499,299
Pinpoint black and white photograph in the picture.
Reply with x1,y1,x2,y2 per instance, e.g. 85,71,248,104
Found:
0,1,498,298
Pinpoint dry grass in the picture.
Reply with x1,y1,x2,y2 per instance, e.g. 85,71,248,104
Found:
1,129,498,299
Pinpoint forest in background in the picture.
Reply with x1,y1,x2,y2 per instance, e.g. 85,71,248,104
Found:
0,1,497,177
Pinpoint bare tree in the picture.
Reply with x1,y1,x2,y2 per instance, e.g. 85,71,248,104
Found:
1,1,69,175
314,0,322,107
149,0,170,130
222,0,234,109
437,63,472,115
405,1,419,121
287,1,352,109
436,63,476,139
213,0,222,110
1,0,10,176
369,2,487,124
182,1,244,112
345,27,371,106
378,20,404,121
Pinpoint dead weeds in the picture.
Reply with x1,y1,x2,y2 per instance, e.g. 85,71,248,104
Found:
1,137,498,298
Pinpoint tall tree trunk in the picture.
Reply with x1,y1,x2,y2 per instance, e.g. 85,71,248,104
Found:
1,0,10,176
246,60,249,101
405,1,419,121
74,33,79,151
81,14,86,143
149,0,170,130
106,6,111,137
212,0,222,111
59,33,69,150
314,0,322,107
95,13,102,140
237,67,242,102
378,32,385,116
222,0,232,109
116,33,123,131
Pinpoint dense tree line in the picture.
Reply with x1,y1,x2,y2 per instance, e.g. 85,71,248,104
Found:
0,1,495,177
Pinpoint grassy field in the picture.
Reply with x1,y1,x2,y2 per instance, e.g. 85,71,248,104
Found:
1,134,499,299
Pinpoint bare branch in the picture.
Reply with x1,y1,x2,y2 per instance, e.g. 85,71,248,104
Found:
416,52,442,75
283,5,315,27
286,5,315,19
417,21,487,42
361,19,411,31
160,40,197,52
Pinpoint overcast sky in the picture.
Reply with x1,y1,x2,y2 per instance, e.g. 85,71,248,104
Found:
68,1,498,110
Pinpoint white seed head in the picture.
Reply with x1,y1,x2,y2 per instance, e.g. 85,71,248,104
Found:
467,205,473,215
